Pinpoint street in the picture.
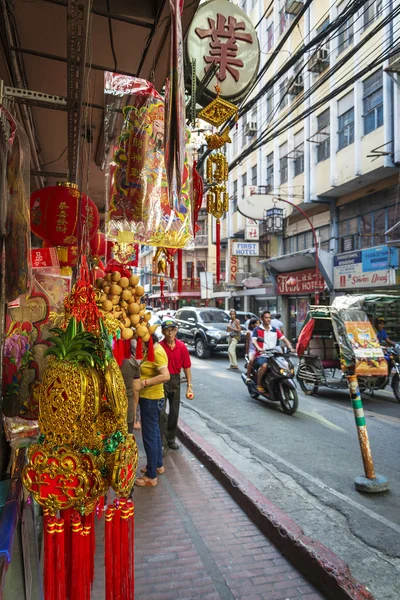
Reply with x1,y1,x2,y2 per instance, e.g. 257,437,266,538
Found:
180,352,400,600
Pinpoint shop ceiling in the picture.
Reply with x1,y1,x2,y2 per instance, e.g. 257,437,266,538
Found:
0,0,199,212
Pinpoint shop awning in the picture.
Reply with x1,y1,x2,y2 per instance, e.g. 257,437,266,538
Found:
0,0,200,209
261,248,334,290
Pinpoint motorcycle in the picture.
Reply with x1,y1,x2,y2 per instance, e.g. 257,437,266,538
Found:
241,347,299,415
385,344,400,403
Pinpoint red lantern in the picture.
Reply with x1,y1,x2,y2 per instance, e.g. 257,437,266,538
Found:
30,183,100,246
90,232,112,260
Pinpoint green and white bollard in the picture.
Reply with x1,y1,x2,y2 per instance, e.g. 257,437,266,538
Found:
346,374,389,492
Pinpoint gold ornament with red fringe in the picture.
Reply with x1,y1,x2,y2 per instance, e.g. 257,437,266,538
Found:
206,153,229,284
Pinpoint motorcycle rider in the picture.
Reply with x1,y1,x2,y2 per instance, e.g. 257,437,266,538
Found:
252,310,294,393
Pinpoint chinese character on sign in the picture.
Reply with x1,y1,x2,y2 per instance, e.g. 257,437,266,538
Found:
195,14,253,82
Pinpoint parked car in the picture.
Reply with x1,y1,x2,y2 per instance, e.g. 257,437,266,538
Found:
175,307,245,358
157,309,176,320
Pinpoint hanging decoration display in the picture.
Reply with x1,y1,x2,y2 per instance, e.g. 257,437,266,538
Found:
22,258,138,600
192,160,204,237
1,111,33,303
206,153,229,284
107,240,139,268
164,0,186,206
104,73,193,250
30,183,100,247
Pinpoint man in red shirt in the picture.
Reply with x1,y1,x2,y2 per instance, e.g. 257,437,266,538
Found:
159,318,193,453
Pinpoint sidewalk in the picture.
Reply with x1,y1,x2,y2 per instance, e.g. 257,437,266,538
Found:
133,442,325,600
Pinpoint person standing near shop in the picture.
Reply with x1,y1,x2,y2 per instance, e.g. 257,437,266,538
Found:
227,309,242,371
159,319,193,454
271,313,284,333
120,339,141,433
135,334,170,488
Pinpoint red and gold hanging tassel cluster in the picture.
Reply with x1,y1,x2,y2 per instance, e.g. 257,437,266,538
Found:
105,499,135,600
177,249,183,293
43,510,95,600
206,153,229,284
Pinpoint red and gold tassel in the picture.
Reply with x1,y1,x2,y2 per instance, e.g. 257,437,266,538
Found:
70,515,84,600
120,500,129,599
127,501,135,600
55,518,66,600
113,502,121,600
160,278,165,305
216,219,221,284
44,516,57,600
105,507,115,600
169,258,175,279
135,337,143,360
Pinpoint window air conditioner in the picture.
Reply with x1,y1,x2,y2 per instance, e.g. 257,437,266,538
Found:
288,74,304,95
244,121,257,136
285,0,304,15
308,48,329,74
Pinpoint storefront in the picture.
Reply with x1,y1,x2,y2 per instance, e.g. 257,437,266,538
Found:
264,248,334,339
334,245,400,340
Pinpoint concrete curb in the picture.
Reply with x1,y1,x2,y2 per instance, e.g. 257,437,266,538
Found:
177,418,374,600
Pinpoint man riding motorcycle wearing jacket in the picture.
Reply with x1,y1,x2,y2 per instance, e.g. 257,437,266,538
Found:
252,311,294,393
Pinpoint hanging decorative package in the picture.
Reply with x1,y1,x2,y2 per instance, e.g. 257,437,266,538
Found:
104,72,193,249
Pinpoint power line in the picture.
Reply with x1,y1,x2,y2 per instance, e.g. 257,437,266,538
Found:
228,4,400,170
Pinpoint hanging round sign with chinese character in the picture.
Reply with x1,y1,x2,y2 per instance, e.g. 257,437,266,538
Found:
185,0,260,106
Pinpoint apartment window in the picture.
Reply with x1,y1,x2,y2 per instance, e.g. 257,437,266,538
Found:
363,0,383,30
232,179,238,212
279,7,287,35
241,172,247,198
251,165,257,186
317,18,329,35
337,1,353,54
338,92,354,150
267,20,274,51
316,109,330,162
251,0,256,9
363,70,383,135
266,152,274,188
242,115,247,146
279,79,288,109
279,142,288,185
293,129,304,177
186,262,194,278
267,90,274,120
220,259,226,277
197,263,205,276
232,130,238,155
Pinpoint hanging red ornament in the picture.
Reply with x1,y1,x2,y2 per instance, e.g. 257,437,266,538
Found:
216,219,221,284
30,182,100,247
177,249,183,293
160,277,165,305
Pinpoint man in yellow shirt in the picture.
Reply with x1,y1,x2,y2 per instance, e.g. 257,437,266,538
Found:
134,337,170,487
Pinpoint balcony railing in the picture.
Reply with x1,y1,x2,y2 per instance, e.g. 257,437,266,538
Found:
194,234,208,247
171,278,201,292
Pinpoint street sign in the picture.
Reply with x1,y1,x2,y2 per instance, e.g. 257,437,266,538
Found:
232,242,259,256
245,218,259,240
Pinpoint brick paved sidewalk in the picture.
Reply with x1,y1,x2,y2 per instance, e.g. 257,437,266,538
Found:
133,444,326,600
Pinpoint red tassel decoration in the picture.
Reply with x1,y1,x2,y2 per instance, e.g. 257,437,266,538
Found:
55,519,66,600
147,336,155,362
70,515,84,600
119,500,129,600
62,508,72,598
216,219,221,284
160,278,165,305
113,503,121,600
169,259,175,279
135,337,143,360
44,516,56,600
82,522,91,600
177,249,183,293
124,339,131,359
127,501,135,600
105,507,115,600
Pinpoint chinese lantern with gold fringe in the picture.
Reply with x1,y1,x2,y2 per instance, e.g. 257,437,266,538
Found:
206,153,229,284
30,182,100,246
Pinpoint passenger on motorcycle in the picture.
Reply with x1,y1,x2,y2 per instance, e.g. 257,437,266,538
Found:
245,317,260,383
252,311,294,393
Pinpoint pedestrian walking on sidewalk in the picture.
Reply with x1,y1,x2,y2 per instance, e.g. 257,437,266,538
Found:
159,318,193,455
227,309,241,371
135,334,170,488
120,339,141,433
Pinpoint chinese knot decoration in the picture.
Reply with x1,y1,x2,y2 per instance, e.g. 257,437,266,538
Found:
22,258,138,600
206,153,229,284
